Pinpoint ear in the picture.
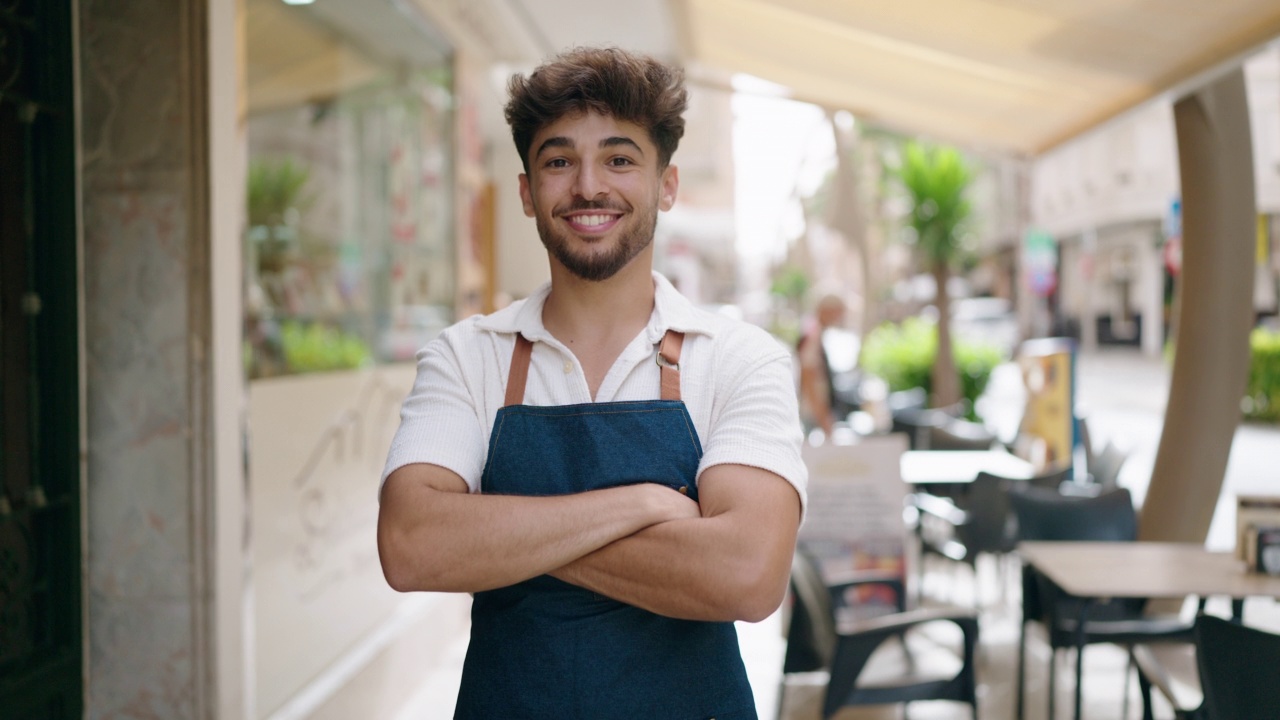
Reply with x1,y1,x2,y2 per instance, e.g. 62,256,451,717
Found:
658,165,679,212
518,173,535,218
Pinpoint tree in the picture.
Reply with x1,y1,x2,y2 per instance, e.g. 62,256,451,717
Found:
894,141,974,408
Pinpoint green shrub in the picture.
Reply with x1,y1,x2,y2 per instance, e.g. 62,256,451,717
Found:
280,321,371,375
861,317,935,395
861,316,1004,419
1245,327,1280,422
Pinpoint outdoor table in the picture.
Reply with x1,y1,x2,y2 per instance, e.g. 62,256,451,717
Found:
900,449,1034,487
1017,541,1280,720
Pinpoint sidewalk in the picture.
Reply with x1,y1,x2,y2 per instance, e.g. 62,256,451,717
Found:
1071,347,1279,552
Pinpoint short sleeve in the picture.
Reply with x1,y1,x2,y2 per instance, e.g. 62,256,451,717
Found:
380,335,488,495
697,336,808,517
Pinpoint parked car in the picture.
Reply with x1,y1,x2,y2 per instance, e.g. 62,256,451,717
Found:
951,296,1019,356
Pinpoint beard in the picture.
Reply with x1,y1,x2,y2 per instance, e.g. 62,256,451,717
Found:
535,198,658,282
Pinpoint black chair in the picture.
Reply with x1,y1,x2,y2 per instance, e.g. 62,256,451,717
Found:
781,549,980,719
891,399,965,450
1011,486,1195,720
1194,614,1280,719
913,467,1071,603
927,417,999,451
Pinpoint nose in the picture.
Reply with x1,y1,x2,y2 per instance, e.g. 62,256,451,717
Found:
572,163,607,200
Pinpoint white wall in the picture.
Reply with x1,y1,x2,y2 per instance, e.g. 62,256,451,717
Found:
1031,101,1180,239
1029,46,1280,352
1248,48,1280,215
1033,46,1280,239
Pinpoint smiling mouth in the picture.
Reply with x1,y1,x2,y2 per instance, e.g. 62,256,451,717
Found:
563,213,622,234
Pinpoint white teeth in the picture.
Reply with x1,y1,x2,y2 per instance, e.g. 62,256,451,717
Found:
574,214,614,227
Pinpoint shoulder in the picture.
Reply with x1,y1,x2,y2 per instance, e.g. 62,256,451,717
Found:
423,314,493,358
414,313,519,386
428,294,539,355
697,312,790,365
651,273,788,370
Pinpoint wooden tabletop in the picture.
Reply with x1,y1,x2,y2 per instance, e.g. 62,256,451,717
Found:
900,449,1035,485
1018,541,1280,600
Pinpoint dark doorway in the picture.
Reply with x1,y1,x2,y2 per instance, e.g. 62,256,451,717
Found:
0,1,83,718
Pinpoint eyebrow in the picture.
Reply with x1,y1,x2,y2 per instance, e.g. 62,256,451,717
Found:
533,135,646,160
601,136,644,155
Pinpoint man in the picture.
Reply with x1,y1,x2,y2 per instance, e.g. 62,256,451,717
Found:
377,47,806,719
797,293,848,437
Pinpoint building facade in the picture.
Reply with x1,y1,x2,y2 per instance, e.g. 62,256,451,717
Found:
1,1,748,718
1030,46,1280,356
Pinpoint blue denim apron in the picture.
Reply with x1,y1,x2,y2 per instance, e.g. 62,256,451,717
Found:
453,331,757,719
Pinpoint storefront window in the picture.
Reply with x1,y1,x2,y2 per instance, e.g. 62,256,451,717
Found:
244,0,454,378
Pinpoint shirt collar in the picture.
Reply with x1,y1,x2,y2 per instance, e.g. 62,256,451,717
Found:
474,271,718,343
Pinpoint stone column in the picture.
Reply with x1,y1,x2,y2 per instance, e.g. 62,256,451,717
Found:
79,0,240,717
1140,69,1256,542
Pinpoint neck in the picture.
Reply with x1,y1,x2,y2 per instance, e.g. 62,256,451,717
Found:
542,250,656,347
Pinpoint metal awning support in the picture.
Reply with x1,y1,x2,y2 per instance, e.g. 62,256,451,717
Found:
1140,68,1257,542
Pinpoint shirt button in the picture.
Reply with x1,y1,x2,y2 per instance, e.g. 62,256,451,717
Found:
563,361,573,374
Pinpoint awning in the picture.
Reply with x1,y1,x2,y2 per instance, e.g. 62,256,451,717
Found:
678,0,1280,155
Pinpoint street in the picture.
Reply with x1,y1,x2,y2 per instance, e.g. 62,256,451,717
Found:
1071,347,1279,551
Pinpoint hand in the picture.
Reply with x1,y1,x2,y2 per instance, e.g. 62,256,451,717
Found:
633,482,702,524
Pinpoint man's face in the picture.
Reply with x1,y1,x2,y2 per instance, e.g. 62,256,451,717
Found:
519,111,678,282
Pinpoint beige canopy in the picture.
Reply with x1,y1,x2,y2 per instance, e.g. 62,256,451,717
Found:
676,0,1280,155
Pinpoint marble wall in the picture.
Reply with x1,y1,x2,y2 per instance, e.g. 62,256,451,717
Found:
80,0,211,717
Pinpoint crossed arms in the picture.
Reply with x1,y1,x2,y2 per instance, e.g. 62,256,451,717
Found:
377,462,801,623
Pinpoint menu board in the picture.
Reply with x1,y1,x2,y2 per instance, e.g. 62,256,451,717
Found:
799,434,909,620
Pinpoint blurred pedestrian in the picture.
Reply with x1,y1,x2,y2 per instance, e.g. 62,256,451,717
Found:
377,47,806,718
797,293,848,437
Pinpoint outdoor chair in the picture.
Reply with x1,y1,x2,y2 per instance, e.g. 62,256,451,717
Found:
913,467,1071,605
780,549,980,719
1135,613,1280,720
1011,486,1196,720
891,400,965,450
926,417,999,451
1194,614,1280,719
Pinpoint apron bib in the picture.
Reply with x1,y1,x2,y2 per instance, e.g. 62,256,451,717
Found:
454,331,756,719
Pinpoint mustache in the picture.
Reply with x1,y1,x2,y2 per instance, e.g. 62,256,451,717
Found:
555,198,628,215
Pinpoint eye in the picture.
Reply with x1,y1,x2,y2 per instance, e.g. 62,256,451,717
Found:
545,157,570,169
608,156,635,167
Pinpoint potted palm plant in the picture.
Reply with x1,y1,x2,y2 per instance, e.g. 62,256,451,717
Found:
894,141,974,408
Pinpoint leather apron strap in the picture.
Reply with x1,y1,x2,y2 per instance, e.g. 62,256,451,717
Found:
657,330,684,401
503,334,534,407
503,330,686,406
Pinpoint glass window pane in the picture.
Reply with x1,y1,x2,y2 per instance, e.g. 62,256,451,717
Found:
244,0,453,378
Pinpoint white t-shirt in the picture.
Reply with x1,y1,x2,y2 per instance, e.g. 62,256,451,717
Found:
381,272,808,514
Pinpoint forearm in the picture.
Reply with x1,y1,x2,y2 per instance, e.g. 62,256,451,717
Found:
551,466,802,622
378,468,693,594
551,514,794,622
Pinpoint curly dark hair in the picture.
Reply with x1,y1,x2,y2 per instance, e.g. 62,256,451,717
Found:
504,47,688,173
